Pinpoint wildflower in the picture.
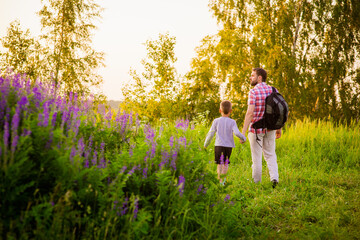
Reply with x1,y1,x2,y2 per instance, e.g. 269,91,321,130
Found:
171,151,177,171
51,112,58,128
84,159,89,168
143,167,148,179
92,150,98,166
120,197,129,216
11,135,19,154
224,194,231,202
113,200,118,210
144,124,155,142
70,146,76,162
11,106,21,135
169,136,174,148
18,96,28,108
178,175,185,197
120,166,127,174
127,165,137,176
129,144,135,157
220,154,224,165
78,138,85,155
175,119,189,131
197,184,203,195
179,137,187,148
133,198,139,220
151,143,156,158
45,132,53,150
3,114,10,148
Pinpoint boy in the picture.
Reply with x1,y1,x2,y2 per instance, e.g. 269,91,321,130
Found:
204,100,246,186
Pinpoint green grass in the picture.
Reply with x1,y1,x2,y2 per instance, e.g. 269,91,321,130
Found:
205,118,360,239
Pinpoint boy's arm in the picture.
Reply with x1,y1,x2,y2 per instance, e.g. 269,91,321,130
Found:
233,122,246,142
204,121,216,148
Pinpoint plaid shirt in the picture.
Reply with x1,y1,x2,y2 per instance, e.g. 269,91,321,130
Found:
248,82,277,134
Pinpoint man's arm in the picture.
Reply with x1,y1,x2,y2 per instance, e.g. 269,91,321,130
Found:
241,104,255,139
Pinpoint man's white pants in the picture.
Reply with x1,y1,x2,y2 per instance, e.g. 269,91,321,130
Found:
248,131,279,183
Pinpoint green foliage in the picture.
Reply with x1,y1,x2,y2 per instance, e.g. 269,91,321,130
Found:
199,0,360,122
0,0,105,96
0,20,44,79
121,33,190,121
38,0,105,94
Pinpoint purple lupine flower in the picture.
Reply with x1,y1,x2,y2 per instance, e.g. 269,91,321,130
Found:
105,110,112,121
45,132,53,149
120,166,127,174
70,146,76,162
133,198,139,220
73,119,81,136
178,137,187,147
144,156,149,163
142,167,148,179
3,114,10,148
127,165,137,176
18,96,28,108
120,197,129,216
178,175,185,197
169,136,174,148
171,151,177,171
84,159,89,168
78,138,85,155
50,201,55,206
11,135,19,154
151,143,156,158
135,113,140,128
113,200,119,210
225,157,229,166
129,112,133,126
129,144,135,157
92,150,98,166
224,194,231,202
197,184,203,195
144,124,155,142
51,112,58,128
220,154,224,165
11,106,21,135
98,157,106,169
159,150,170,170
175,119,189,130
203,187,207,194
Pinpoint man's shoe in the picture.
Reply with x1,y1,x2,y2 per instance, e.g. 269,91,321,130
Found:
271,180,278,189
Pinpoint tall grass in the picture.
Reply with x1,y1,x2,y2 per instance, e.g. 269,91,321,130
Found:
1,73,359,239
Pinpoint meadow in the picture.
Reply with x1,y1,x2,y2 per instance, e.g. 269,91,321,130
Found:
0,73,359,239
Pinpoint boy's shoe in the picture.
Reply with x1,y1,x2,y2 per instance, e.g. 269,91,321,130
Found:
271,180,278,189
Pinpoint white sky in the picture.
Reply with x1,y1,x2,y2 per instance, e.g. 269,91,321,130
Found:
0,0,220,100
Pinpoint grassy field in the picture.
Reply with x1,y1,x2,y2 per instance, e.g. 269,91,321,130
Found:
208,119,360,239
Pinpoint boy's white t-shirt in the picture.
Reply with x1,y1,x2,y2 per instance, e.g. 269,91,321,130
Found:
204,117,246,148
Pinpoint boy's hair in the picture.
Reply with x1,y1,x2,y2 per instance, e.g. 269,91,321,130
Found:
220,100,232,114
253,67,267,82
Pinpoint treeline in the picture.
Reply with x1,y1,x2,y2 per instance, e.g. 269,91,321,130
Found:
1,0,360,124
0,0,104,96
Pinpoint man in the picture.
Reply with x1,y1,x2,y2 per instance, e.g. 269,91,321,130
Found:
241,68,281,188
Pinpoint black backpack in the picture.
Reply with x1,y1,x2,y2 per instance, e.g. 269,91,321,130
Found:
252,87,288,131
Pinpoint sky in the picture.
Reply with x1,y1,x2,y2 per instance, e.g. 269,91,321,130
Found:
0,0,220,100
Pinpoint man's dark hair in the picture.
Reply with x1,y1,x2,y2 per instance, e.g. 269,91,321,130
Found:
220,100,232,114
253,68,267,82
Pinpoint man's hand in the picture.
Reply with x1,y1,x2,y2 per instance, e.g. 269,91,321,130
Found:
275,129,282,139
